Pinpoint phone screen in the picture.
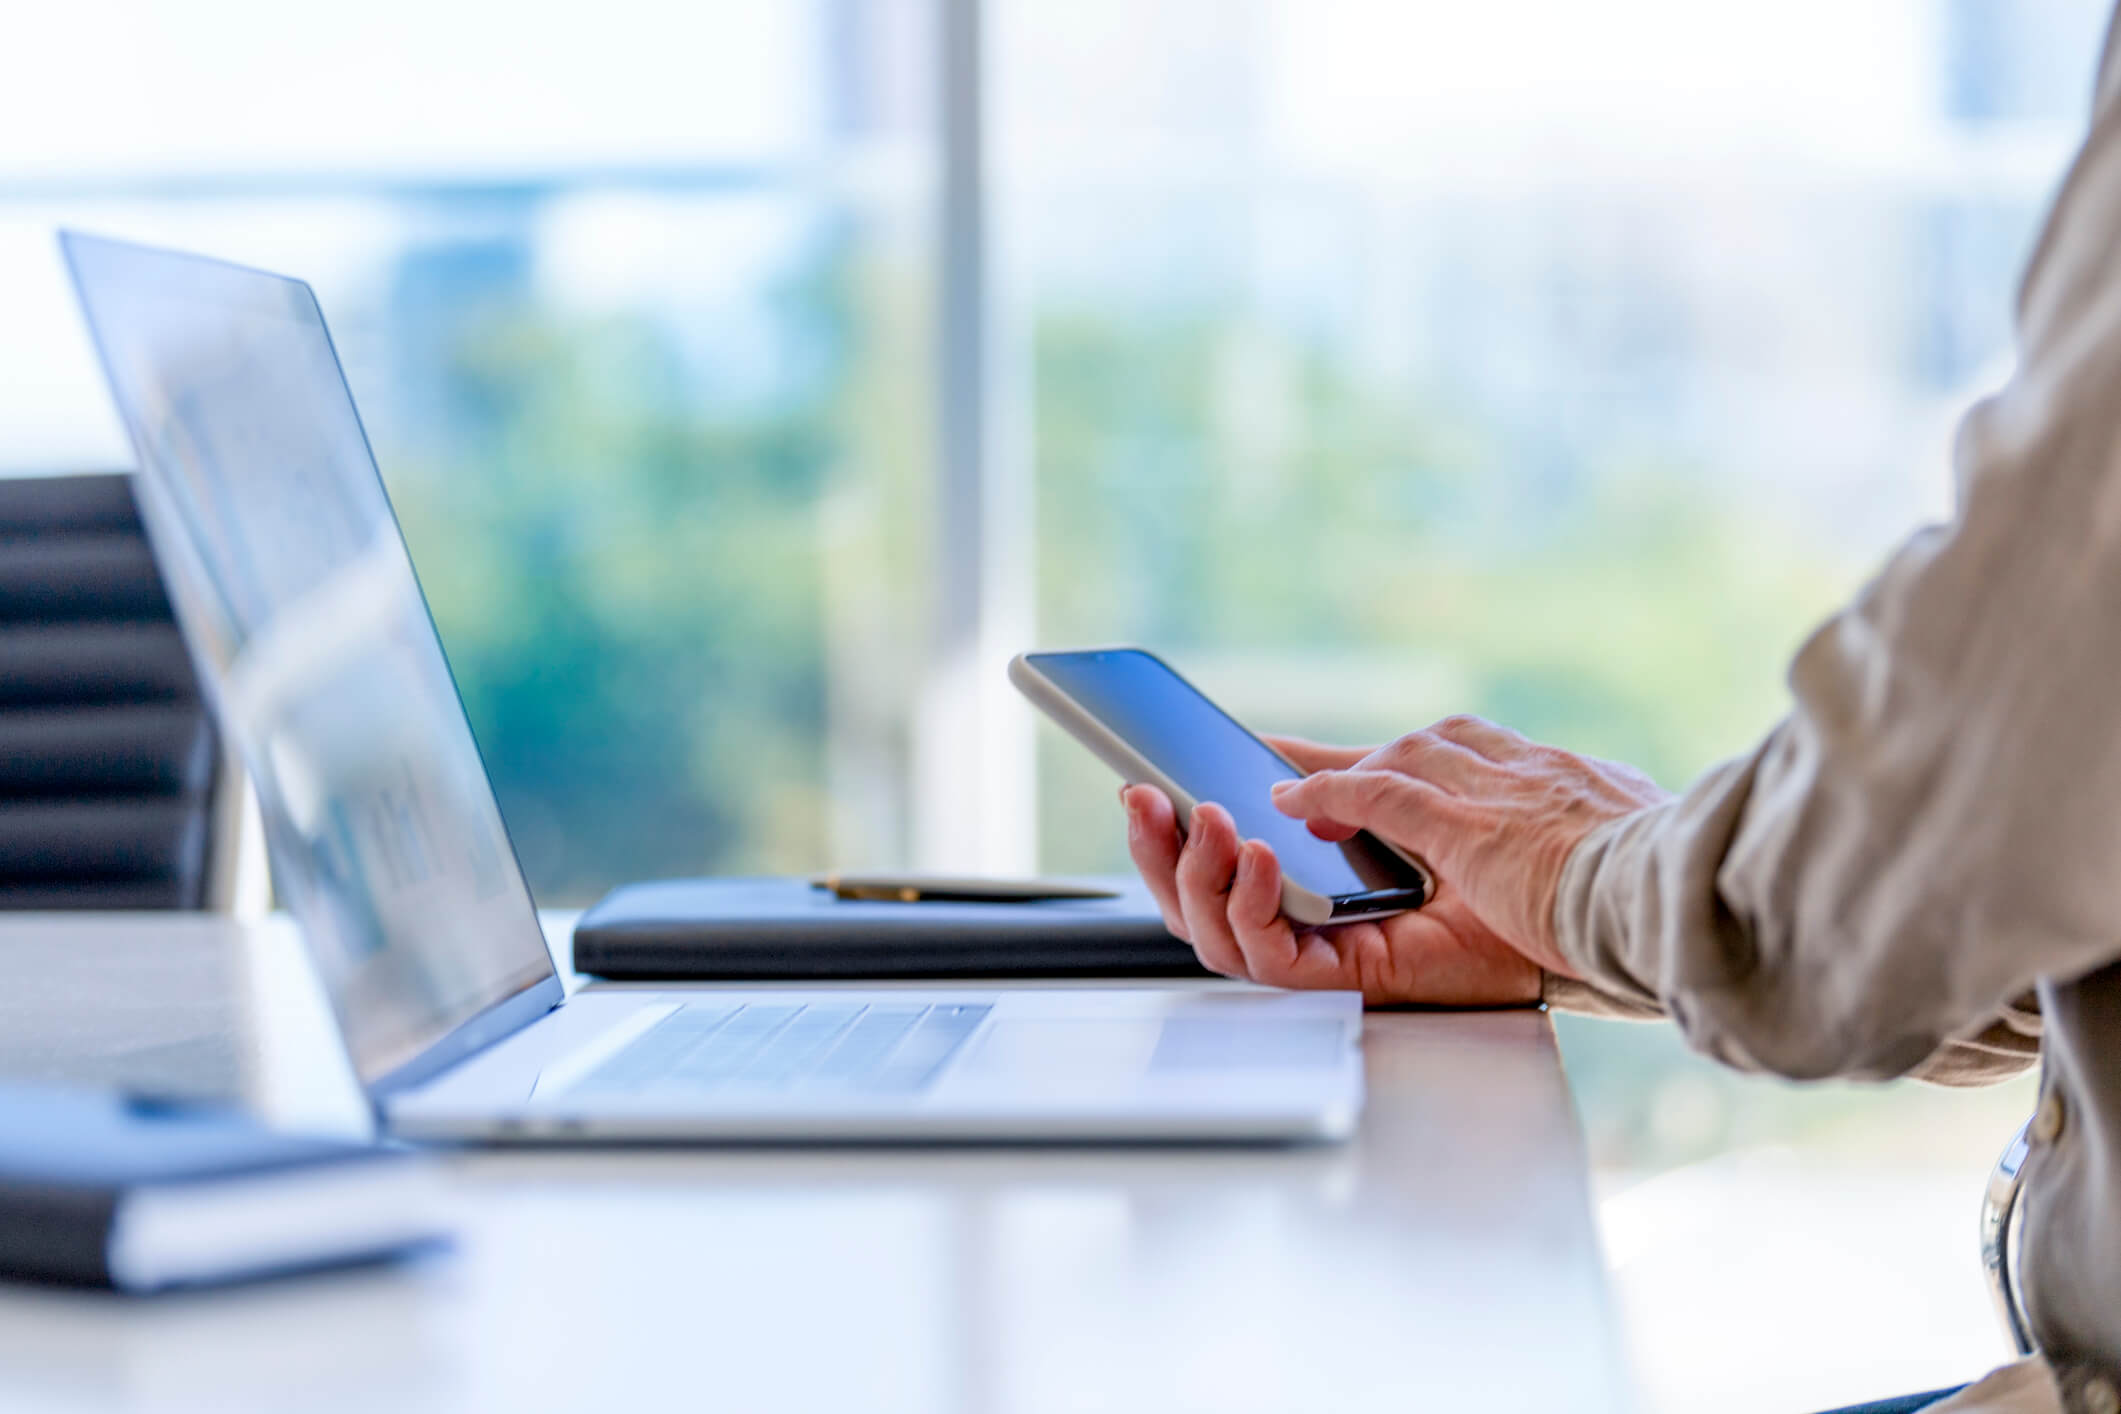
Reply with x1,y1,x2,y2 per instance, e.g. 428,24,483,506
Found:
1025,649,1426,906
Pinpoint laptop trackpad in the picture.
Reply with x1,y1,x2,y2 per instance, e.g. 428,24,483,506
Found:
958,1016,1346,1082
1148,1016,1348,1071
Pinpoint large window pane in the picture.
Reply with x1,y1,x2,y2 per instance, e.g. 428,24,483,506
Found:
0,0,939,903
1003,0,2108,871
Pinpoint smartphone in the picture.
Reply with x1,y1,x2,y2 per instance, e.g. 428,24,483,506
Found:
1009,647,1431,926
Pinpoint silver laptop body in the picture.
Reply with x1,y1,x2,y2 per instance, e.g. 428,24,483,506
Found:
62,231,1363,1143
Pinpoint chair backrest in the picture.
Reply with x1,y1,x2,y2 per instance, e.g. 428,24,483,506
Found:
0,473,229,910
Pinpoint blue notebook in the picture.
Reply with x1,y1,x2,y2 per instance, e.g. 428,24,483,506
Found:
0,1084,446,1291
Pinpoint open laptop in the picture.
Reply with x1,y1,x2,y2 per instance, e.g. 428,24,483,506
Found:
61,231,1363,1143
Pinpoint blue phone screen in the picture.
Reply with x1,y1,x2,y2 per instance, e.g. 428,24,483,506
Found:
1028,649,1425,902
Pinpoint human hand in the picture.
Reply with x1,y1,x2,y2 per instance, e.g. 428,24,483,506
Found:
1121,736,1545,1006
1268,717,1670,977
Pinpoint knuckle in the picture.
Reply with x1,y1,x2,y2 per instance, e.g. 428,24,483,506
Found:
1529,743,1575,771
1353,772,1397,808
1387,730,1432,758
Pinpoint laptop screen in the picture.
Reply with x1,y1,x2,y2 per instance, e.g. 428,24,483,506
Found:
62,232,561,1090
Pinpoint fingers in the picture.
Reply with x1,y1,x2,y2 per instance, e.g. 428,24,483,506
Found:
1223,840,1358,991
1125,784,1365,987
1175,803,1246,977
1223,837,1296,977
1271,769,1459,856
1122,785,1189,941
1260,735,1372,775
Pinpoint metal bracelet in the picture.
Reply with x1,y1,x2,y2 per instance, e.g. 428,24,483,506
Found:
1981,1117,2036,1357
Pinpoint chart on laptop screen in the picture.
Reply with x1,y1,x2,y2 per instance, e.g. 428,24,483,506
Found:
64,233,556,1084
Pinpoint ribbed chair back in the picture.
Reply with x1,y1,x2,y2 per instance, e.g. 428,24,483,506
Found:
0,473,225,909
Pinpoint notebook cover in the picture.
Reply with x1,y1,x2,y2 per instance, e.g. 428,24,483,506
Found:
0,1085,409,1289
571,875,1210,980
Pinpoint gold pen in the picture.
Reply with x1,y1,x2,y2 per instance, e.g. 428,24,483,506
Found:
810,874,1121,904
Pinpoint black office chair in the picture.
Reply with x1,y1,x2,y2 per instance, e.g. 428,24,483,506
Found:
0,472,237,910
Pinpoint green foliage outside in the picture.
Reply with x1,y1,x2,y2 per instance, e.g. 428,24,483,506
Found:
383,238,933,903
378,243,2024,1172
1030,310,1856,875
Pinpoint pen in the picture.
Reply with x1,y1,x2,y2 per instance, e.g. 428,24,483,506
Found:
809,875,1122,904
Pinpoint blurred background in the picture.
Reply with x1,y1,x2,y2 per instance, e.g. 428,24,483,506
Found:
0,0,2098,1406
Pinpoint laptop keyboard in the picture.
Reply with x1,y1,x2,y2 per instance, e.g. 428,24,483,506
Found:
569,1001,994,1099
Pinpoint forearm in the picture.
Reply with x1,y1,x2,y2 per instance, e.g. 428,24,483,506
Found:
1542,907,2041,1085
1543,906,2040,1086
1550,677,2083,1084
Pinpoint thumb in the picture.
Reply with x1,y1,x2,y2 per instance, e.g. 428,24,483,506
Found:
1270,769,1456,855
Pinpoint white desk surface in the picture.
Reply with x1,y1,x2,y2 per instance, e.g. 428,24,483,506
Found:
0,913,1637,1414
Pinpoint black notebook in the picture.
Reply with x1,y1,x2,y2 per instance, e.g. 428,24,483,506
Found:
0,1084,447,1291
573,875,1210,981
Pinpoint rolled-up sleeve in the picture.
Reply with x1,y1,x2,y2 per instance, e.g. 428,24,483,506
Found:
1549,69,2121,1084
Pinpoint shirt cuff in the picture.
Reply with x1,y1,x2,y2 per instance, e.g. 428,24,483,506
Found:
1547,803,1672,1017
1540,970,1666,1020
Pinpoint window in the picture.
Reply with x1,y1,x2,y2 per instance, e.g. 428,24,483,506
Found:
1001,0,2107,869
1,0,939,899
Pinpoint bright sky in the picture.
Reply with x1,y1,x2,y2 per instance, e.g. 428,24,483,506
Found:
0,0,2105,469
0,0,819,178
0,0,2041,180
1268,0,1937,162
997,0,2013,182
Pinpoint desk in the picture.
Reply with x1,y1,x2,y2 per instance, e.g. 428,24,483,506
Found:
0,914,1637,1414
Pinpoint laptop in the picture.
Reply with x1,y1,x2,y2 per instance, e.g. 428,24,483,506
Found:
60,231,1364,1143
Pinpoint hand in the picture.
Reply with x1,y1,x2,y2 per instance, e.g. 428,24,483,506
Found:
1122,736,1545,1006
1268,717,1670,977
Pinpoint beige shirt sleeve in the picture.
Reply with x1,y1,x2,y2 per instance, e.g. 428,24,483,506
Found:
1541,968,2041,1086
1547,35,2121,1083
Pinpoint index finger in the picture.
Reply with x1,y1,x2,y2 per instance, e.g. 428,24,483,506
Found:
1261,735,1372,775
1270,769,1460,855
